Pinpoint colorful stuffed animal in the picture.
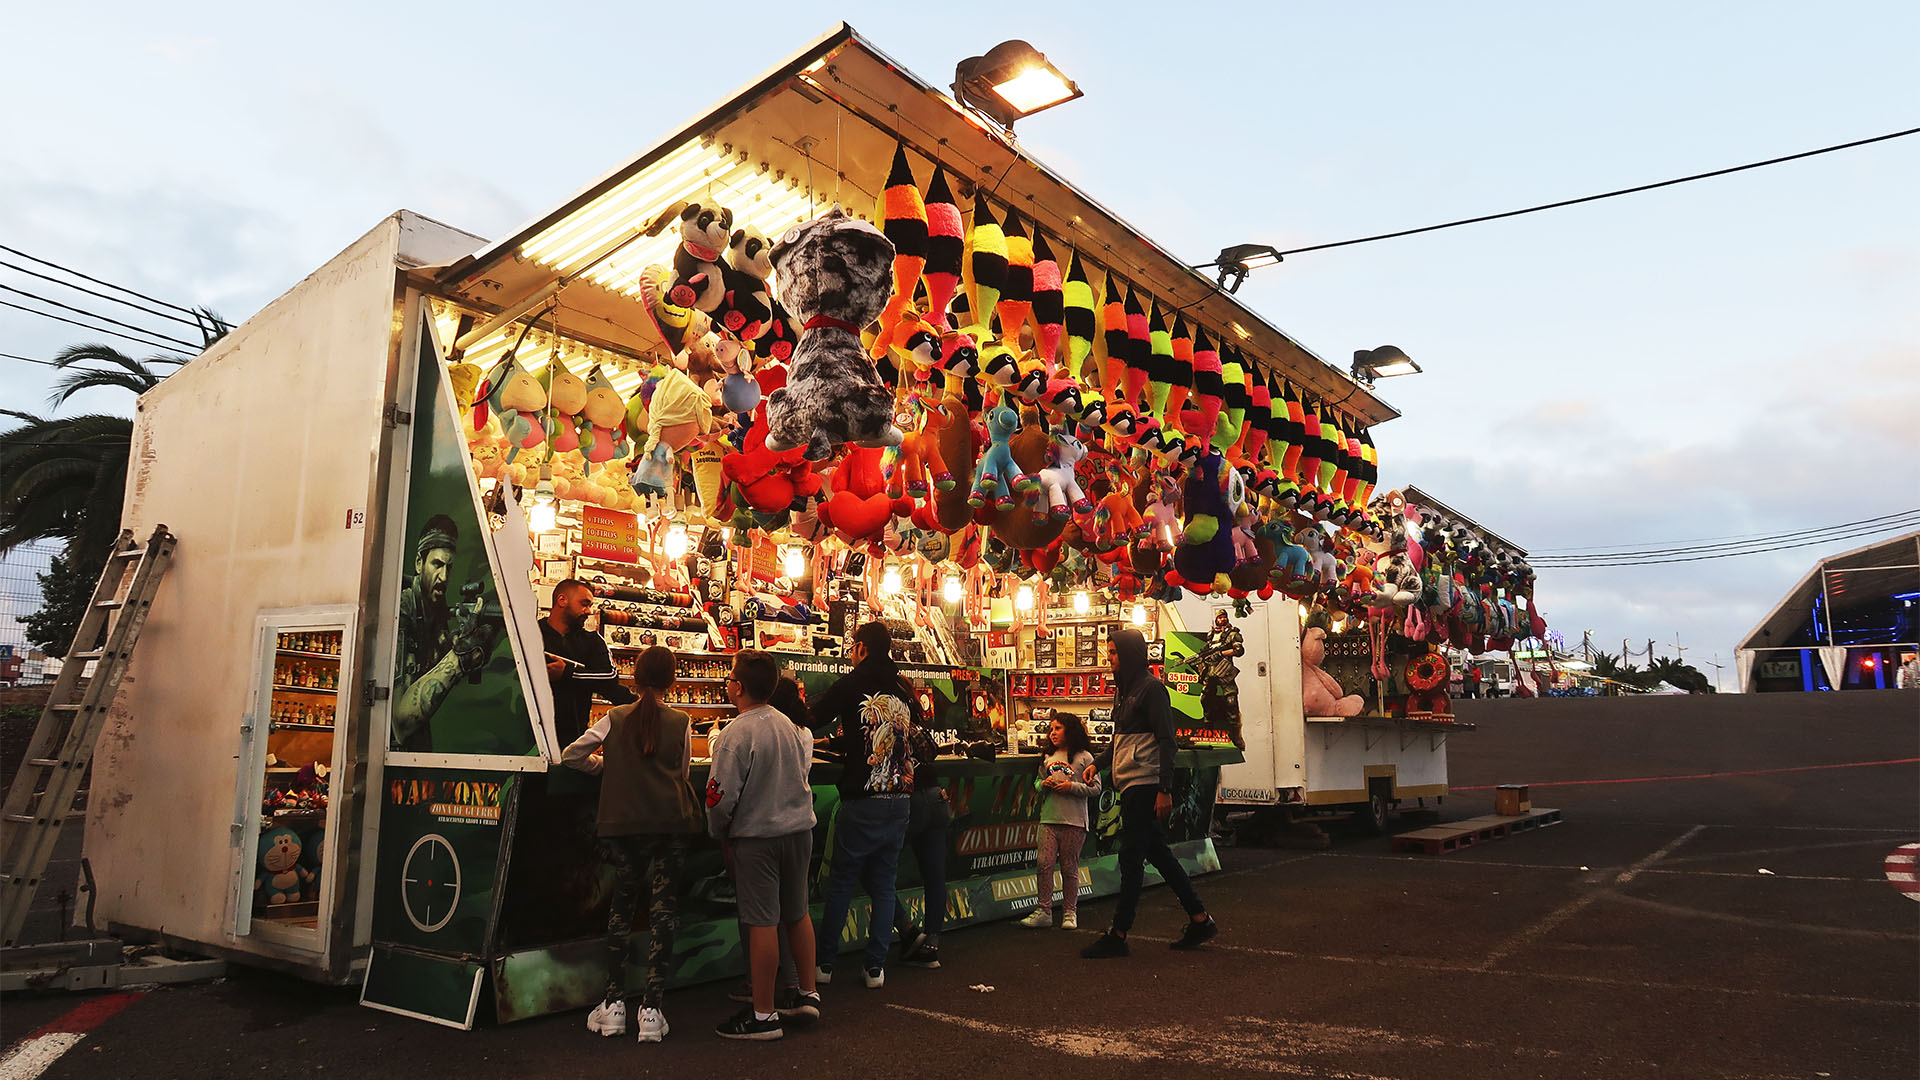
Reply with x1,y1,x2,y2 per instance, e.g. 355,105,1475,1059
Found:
479,349,547,462
818,445,911,546
639,362,714,461
540,353,588,454
921,166,965,329
1028,231,1064,373
722,365,821,516
1061,254,1098,386
715,225,775,342
969,405,1033,509
891,398,958,497
578,365,631,464
762,208,903,461
1168,452,1238,594
962,195,1007,337
1034,430,1094,520
995,210,1035,352
255,826,305,908
667,203,734,312
870,145,929,358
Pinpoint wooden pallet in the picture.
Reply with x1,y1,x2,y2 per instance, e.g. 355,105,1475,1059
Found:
1389,808,1564,855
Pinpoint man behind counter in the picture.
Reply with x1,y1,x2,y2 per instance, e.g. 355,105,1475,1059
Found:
543,579,634,746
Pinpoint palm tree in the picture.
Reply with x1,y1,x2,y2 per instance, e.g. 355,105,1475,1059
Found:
44,343,187,405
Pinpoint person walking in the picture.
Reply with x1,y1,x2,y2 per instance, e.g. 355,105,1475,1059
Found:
707,651,823,1041
892,719,950,968
561,646,704,1043
1020,712,1099,930
1081,629,1218,958
809,621,924,988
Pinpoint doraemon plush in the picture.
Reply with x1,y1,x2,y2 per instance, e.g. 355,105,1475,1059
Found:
667,203,734,312
255,826,304,908
763,208,904,461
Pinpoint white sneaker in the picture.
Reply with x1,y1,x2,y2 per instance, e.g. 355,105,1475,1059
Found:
1019,909,1052,929
635,1006,668,1043
586,999,627,1037
863,966,885,988
815,964,833,985
1061,911,1078,930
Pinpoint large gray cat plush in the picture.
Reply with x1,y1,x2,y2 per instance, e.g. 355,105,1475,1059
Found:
763,208,904,461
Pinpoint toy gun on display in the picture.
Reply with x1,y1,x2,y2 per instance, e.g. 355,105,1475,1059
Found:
1169,642,1238,670
447,580,506,683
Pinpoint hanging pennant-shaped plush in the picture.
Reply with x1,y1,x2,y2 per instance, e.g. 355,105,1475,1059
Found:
1100,272,1130,408
1144,299,1176,419
1315,407,1343,515
1164,314,1195,425
763,208,903,461
1028,231,1064,374
1279,381,1306,483
995,209,1035,352
667,203,735,312
962,195,1007,339
921,166,965,330
1121,285,1151,414
1235,373,1272,471
1217,347,1250,452
1184,326,1224,446
1061,253,1097,386
869,145,929,359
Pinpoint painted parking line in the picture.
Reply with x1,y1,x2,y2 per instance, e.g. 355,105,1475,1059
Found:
1885,843,1920,902
0,992,144,1080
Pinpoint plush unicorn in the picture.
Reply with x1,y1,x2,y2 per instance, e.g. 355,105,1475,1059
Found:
1034,430,1094,521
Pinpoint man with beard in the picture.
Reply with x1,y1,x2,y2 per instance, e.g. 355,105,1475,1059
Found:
1193,608,1245,749
392,514,504,751
543,579,635,746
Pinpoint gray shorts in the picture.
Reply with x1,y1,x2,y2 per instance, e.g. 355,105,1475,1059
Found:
733,829,813,927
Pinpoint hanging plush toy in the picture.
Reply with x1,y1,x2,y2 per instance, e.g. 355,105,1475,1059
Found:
1216,347,1249,452
722,364,820,516
666,203,734,312
715,225,775,343
869,144,929,358
818,445,912,546
1034,430,1095,520
1099,272,1129,410
578,365,631,465
995,210,1035,352
762,208,903,461
1167,451,1238,594
541,352,588,454
1163,314,1195,427
1120,285,1151,415
480,350,547,462
921,166,965,329
891,397,959,497
1184,327,1224,445
750,298,800,365
1144,300,1177,419
963,195,1007,338
969,405,1034,510
1061,253,1097,387
641,362,715,460
1028,231,1064,373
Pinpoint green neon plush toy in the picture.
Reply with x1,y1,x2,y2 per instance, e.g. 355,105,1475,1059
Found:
963,195,1007,339
1061,251,1097,386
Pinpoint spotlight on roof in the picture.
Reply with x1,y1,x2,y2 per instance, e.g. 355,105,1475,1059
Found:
1351,345,1422,386
952,40,1083,131
1203,243,1283,294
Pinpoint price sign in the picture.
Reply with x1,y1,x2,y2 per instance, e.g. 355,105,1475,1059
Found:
579,506,641,563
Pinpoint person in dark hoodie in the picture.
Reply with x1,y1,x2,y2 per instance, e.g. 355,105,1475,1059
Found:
809,621,925,988
1080,627,1218,958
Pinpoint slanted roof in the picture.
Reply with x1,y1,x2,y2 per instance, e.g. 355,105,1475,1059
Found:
1735,530,1920,651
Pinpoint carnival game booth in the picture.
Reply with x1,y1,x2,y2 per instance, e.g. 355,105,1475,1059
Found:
87,23,1439,1028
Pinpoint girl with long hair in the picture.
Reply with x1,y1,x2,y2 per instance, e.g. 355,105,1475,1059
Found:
562,645,705,1043
1020,712,1100,929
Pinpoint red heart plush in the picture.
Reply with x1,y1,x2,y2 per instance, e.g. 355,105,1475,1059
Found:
818,446,909,545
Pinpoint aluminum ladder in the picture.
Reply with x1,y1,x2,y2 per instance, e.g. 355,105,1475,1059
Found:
0,525,176,947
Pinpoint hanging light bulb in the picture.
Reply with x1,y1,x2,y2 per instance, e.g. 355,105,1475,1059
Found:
881,565,903,596
783,544,805,580
1015,584,1034,612
528,461,558,533
943,574,963,604
1130,603,1148,627
663,521,689,560
1073,591,1090,615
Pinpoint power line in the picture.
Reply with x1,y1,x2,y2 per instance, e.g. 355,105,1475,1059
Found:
0,258,205,329
0,299,196,354
1531,509,1920,562
0,352,127,375
0,244,201,317
0,283,201,350
1537,518,1919,568
1228,126,1920,263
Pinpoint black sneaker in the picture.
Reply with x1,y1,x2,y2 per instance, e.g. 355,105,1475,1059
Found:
1081,931,1130,959
775,987,821,1024
726,980,754,1004
1170,915,1218,950
897,924,924,959
902,944,941,969
715,1007,783,1041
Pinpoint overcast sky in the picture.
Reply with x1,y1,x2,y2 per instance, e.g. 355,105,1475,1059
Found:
4,2,1916,679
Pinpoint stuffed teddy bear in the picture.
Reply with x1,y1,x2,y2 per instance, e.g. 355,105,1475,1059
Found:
715,225,775,343
1034,429,1094,521
762,208,904,461
1301,626,1366,717
667,203,734,312
969,405,1034,510
255,826,305,908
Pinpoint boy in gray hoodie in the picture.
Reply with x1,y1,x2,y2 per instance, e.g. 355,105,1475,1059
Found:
706,650,821,1040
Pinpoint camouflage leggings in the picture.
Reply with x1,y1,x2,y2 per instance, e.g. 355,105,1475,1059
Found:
604,834,687,1008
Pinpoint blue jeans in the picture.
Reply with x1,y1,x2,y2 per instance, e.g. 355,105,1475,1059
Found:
817,795,911,972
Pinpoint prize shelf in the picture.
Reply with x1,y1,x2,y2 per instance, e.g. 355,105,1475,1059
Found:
272,721,336,732
276,648,341,660
273,684,336,695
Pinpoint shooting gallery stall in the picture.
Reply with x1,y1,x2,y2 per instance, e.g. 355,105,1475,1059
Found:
78,23,1547,1029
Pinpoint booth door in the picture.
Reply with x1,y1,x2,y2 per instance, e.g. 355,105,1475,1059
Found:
228,606,356,951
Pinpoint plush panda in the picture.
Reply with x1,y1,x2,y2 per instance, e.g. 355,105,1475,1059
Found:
715,225,775,342
667,203,734,312
763,209,903,461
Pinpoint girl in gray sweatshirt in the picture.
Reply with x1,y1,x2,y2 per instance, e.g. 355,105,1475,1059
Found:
1020,713,1100,929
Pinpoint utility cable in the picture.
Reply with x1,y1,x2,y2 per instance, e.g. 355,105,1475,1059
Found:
0,299,196,354
0,244,203,317
1208,126,1920,264
1537,518,1920,568
0,285,201,351
0,258,205,329
1531,509,1920,562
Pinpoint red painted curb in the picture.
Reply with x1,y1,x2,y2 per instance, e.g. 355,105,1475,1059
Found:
27,991,145,1038
1453,757,1920,791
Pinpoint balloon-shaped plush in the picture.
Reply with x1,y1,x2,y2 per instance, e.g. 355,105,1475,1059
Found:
869,144,928,358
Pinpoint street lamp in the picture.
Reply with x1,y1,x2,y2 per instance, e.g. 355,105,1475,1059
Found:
1202,243,1283,294
1351,346,1421,386
952,40,1083,131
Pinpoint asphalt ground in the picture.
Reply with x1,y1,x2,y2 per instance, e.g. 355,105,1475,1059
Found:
4,690,1916,1079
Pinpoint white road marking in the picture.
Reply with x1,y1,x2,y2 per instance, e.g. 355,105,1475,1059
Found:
1599,890,1918,940
1325,852,1881,882
1474,825,1703,969
1882,843,1919,901
0,1034,85,1080
1659,836,1908,866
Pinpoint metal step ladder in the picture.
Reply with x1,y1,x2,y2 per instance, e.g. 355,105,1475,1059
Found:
0,525,176,947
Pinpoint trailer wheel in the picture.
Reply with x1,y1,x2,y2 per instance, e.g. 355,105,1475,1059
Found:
1360,782,1393,836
